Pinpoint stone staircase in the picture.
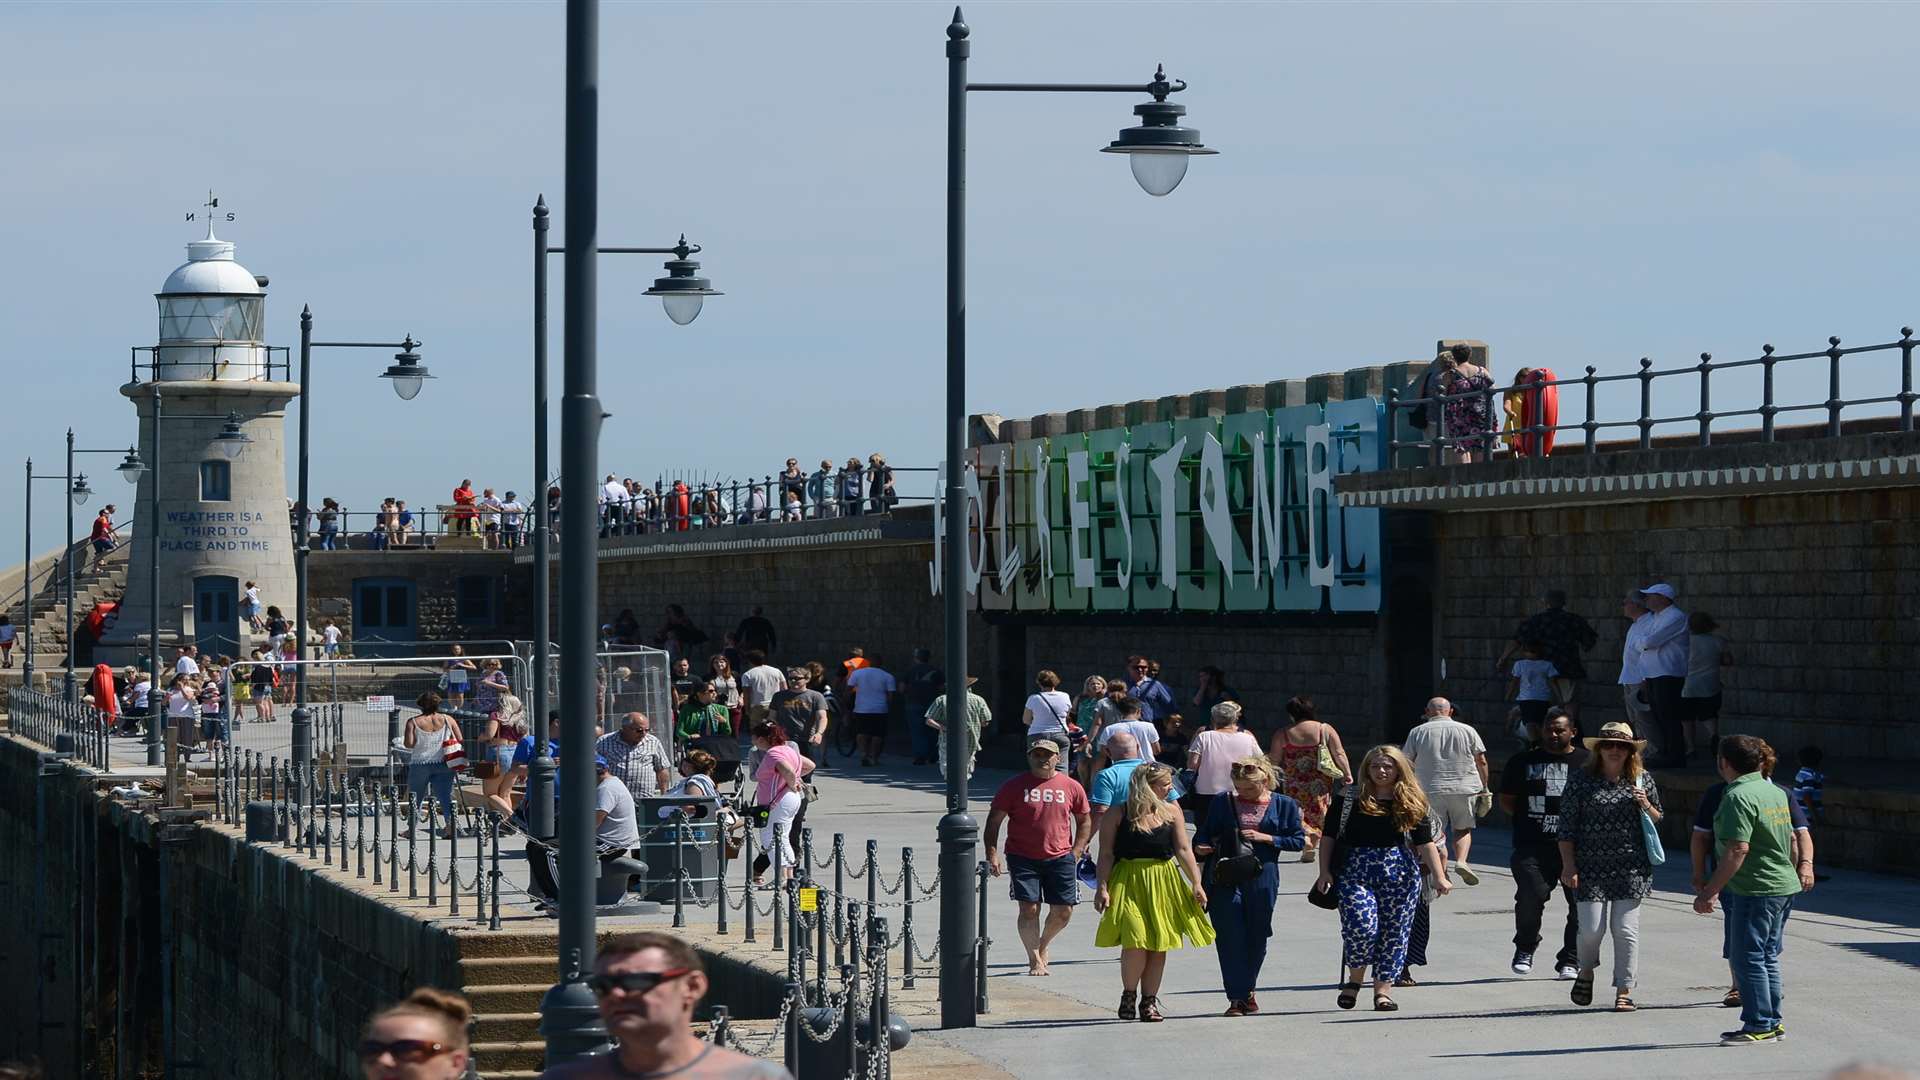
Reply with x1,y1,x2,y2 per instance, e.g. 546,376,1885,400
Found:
457,934,557,1079
6,541,128,662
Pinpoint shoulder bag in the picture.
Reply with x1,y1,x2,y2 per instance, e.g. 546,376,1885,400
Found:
1307,790,1356,910
1209,796,1264,888
442,726,468,774
1638,774,1666,866
1314,724,1345,780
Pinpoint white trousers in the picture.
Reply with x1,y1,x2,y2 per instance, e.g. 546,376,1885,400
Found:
1576,898,1642,989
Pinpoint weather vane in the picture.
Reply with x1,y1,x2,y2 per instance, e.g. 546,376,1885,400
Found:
187,190,235,235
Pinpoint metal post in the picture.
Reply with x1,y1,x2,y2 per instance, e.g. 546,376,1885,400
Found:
1636,358,1654,451
408,793,419,899
428,801,439,907
147,384,164,765
63,429,75,701
784,979,803,1079
291,307,314,771
489,812,504,931
543,0,610,1058
357,780,367,879
716,818,730,936
387,708,403,783
21,458,31,690
816,876,828,1002
1900,328,1916,433
773,836,785,952
1697,353,1713,448
673,817,687,928
1582,367,1598,454
974,860,990,1014
833,833,846,951
530,195,556,843
743,825,757,943
388,787,400,893
870,917,890,1080
938,7,980,1029
902,847,916,990
866,839,878,909
1761,346,1777,442
1827,335,1845,438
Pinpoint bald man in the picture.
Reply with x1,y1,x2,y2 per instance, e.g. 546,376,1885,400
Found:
1088,731,1147,822
1403,696,1489,884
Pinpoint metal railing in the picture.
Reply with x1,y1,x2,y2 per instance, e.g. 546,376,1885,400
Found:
9,687,111,768
594,467,937,538
1388,328,1920,464
129,344,292,384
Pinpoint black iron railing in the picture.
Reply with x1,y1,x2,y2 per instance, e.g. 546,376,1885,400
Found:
129,344,292,384
1388,328,1919,465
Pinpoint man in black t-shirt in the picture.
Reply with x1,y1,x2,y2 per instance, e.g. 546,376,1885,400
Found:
1497,709,1591,979
769,667,830,763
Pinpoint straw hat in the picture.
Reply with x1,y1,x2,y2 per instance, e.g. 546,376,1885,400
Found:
1583,721,1647,752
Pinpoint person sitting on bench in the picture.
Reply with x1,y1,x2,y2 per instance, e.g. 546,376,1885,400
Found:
526,755,644,907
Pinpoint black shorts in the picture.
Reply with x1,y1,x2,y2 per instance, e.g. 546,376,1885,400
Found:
854,712,889,739
1518,699,1551,728
1007,852,1078,905
1682,693,1722,722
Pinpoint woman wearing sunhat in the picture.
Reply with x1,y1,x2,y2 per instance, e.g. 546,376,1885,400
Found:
1557,721,1664,1012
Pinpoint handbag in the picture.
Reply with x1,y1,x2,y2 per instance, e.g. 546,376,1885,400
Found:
1314,725,1344,781
1209,800,1263,888
1638,774,1666,866
442,730,467,774
1307,791,1356,910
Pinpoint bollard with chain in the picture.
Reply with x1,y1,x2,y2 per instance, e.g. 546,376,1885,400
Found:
801,826,813,882
716,817,730,936
870,915,890,1080
488,812,504,931
743,826,757,943
371,782,383,885
356,780,367,879
387,787,400,893
321,767,334,866
833,833,847,954
473,809,486,924
976,860,991,1015
448,803,460,918
672,816,687,929
866,839,878,909
772,834,785,952
783,978,802,1080
901,848,916,990
815,874,828,1004
427,800,439,907
785,879,801,982
407,793,419,899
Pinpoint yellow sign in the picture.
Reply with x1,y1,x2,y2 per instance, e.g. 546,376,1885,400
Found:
797,887,820,913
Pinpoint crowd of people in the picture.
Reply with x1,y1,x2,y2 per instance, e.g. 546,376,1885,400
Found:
283,454,907,554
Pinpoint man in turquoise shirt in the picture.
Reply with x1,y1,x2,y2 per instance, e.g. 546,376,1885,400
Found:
1693,734,1801,1045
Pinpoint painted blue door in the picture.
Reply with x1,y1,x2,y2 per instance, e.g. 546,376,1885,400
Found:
193,576,240,659
352,577,417,659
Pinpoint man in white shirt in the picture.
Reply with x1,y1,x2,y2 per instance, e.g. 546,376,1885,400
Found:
601,474,627,534
498,491,526,549
1403,696,1489,885
738,650,787,727
1632,583,1690,768
478,487,504,548
845,657,898,768
1092,696,1160,772
175,645,200,679
1617,594,1654,745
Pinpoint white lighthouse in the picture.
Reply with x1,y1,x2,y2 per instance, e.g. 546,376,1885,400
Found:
103,217,298,662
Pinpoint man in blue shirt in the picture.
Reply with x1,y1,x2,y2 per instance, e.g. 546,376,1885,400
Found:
1124,654,1175,727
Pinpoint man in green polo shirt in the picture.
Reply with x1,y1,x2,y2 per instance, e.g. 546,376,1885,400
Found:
1693,734,1801,1045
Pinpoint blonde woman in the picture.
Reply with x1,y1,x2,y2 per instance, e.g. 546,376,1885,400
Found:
1073,676,1108,784
1193,755,1305,1016
357,988,471,1080
1558,721,1662,1012
1316,745,1450,1012
1093,762,1213,1022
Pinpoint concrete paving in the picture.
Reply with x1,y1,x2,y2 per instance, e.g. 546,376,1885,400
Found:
111,729,1920,1077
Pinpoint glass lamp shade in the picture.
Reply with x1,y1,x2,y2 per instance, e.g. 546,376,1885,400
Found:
118,450,145,482
71,477,92,505
381,349,431,400
1126,150,1191,197
661,293,705,326
389,374,424,400
217,436,248,461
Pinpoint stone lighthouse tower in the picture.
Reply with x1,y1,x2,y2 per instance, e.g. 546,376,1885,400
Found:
104,217,298,662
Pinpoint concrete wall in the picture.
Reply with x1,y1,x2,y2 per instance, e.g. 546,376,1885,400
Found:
1427,487,1920,760
308,549,526,648
0,735,467,1078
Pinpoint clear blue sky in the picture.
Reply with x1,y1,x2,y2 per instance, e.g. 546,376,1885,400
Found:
6,1,1919,550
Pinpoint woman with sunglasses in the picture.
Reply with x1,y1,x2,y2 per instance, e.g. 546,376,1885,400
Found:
1193,755,1305,1016
1557,721,1663,1012
358,988,470,1080
1316,745,1450,1012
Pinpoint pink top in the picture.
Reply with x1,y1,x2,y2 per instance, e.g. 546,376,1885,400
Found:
754,743,804,805
1235,795,1270,832
1190,729,1262,795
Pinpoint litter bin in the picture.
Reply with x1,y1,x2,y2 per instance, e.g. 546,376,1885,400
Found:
635,796,722,904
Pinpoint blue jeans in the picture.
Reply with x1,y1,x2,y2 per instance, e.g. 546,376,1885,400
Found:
1210,861,1279,1001
1725,890,1793,1032
407,761,456,823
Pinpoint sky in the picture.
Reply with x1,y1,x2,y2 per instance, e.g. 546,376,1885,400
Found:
6,0,1920,550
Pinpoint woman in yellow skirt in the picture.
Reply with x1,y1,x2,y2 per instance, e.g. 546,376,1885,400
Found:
1093,762,1214,1022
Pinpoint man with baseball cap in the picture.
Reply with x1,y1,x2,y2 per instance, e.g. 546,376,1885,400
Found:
1630,583,1690,768
985,737,1092,976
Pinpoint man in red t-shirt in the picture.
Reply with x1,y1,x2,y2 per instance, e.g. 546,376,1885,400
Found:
986,737,1092,976
90,505,118,568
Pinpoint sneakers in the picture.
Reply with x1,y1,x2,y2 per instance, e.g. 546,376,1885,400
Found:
1555,964,1579,980
1720,1028,1784,1045
1455,863,1480,886
1511,951,1534,975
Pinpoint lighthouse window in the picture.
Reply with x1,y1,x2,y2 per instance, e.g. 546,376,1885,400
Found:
199,461,231,502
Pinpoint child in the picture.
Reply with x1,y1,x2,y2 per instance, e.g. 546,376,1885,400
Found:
1793,746,1825,824
1682,611,1733,761
1506,639,1560,745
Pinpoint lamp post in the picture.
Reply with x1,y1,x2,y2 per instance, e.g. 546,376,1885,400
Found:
538,4,724,1062
291,308,427,769
142,386,252,765
937,8,1217,1029
19,460,77,692
59,430,146,702
527,197,717,844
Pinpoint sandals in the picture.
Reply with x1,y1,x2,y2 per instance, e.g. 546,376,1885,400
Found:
1571,969,1595,1007
1394,972,1418,987
1614,992,1636,1012
1117,990,1137,1020
1337,981,1361,1010
1373,991,1398,1012
1139,995,1164,1023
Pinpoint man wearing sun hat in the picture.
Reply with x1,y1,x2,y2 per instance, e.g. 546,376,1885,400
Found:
1631,583,1690,768
925,674,990,781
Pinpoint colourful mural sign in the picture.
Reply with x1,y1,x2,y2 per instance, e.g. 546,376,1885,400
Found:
931,398,1386,613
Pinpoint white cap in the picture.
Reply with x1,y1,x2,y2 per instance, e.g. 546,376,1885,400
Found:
1639,583,1677,600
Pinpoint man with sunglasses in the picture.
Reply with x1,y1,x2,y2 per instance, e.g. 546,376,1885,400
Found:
1124,655,1174,727
769,667,830,763
541,932,792,1078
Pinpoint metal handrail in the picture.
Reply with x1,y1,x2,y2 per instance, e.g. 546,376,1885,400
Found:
1387,328,1918,464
